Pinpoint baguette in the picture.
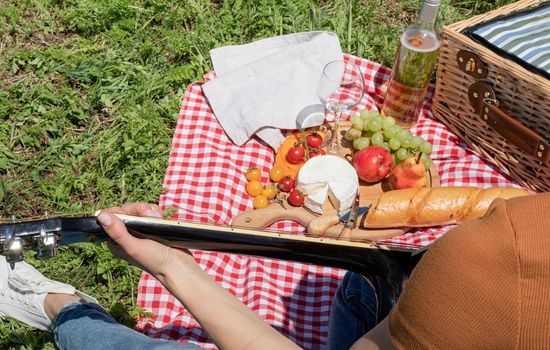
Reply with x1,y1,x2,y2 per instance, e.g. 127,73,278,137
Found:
363,187,529,228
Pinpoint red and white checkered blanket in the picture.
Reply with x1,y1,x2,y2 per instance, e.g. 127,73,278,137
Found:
136,54,521,349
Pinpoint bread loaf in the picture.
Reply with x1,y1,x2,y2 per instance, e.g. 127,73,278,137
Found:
363,187,529,228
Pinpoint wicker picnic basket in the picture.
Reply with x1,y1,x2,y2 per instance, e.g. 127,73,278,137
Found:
432,0,550,192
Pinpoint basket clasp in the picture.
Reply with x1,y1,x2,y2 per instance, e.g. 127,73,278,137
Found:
457,50,488,79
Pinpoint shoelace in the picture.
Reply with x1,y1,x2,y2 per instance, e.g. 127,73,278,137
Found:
9,270,57,294
0,288,38,311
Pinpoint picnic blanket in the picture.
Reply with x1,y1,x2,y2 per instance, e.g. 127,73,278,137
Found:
135,54,522,349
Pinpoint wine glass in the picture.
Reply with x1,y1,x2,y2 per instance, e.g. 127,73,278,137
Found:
317,60,364,154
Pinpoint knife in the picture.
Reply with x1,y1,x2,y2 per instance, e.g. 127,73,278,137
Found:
340,193,362,239
306,196,369,236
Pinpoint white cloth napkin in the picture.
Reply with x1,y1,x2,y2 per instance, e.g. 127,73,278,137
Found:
202,31,342,150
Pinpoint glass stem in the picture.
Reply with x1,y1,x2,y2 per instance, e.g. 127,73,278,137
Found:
328,110,342,154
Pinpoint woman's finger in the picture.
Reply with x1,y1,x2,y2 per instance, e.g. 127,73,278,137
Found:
146,204,163,218
113,202,163,217
97,211,140,254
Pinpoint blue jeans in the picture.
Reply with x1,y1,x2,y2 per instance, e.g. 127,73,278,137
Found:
327,272,395,350
53,303,200,350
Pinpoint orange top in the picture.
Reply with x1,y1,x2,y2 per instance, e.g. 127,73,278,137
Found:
390,192,550,349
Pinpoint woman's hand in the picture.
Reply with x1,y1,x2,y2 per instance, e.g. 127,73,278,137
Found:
97,203,301,350
96,203,195,283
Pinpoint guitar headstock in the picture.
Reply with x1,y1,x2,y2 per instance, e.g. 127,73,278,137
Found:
0,215,104,263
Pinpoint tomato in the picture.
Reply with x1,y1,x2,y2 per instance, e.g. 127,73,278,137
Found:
278,176,294,192
262,185,277,199
269,166,284,182
308,148,326,159
246,180,264,197
245,167,261,181
253,195,269,209
288,189,305,207
286,145,305,164
306,132,323,148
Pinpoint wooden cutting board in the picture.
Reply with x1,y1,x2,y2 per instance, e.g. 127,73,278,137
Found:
231,122,440,242
231,203,409,241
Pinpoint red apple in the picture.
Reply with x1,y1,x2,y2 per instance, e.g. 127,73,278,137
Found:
352,146,393,183
387,156,428,190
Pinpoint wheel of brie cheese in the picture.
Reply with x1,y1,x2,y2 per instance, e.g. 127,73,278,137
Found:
296,155,359,215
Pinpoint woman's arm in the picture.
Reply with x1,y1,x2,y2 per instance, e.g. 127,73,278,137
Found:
350,316,395,350
97,203,301,350
161,251,301,350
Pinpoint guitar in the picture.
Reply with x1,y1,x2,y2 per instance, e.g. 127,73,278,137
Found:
0,214,428,311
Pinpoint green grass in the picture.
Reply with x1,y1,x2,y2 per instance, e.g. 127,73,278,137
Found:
0,0,513,347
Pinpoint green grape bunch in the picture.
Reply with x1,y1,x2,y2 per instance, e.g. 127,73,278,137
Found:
345,110,433,168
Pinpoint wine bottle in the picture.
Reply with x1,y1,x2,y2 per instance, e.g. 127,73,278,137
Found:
381,0,441,127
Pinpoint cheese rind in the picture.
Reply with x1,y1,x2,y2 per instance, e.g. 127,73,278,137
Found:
296,155,359,215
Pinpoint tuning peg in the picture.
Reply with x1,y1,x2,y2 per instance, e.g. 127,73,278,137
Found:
3,225,24,264
36,240,56,259
36,224,57,259
5,238,24,264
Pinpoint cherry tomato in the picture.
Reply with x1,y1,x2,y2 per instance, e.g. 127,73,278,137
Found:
278,176,295,192
288,189,305,207
245,167,261,181
246,180,263,197
262,185,277,199
308,148,326,159
306,132,323,148
269,166,284,182
253,195,269,209
286,145,305,164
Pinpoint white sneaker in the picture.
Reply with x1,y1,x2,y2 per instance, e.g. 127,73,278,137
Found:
0,256,97,331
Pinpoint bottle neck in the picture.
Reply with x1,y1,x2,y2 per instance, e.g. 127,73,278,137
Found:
418,1,440,28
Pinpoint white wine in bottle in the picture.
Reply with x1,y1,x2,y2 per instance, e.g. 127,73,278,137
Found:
381,0,441,127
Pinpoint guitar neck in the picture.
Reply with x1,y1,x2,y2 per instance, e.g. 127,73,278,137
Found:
1,214,427,306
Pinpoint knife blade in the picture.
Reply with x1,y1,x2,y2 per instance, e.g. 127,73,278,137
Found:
340,205,370,223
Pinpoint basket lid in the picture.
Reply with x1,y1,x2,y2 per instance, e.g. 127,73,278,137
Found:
464,2,550,80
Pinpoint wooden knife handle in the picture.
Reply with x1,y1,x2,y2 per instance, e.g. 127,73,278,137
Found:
231,204,317,230
307,214,340,236
340,227,354,239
